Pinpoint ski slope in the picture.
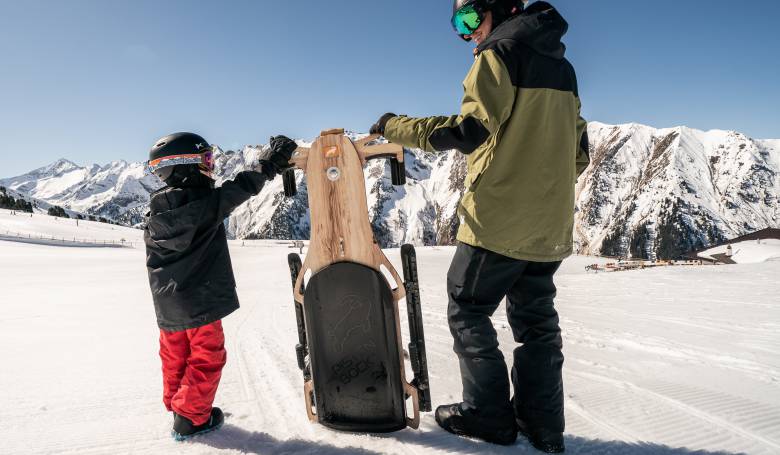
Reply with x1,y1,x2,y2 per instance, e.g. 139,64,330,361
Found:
1,226,779,454
0,209,144,245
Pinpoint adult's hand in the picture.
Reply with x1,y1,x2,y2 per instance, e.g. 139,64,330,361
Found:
369,113,397,135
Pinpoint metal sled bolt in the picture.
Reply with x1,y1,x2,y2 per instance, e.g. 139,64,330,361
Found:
326,167,341,181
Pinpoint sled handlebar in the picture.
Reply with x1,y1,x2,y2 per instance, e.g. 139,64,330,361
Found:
282,132,407,197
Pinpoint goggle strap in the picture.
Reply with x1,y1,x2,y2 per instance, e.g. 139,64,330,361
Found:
148,153,203,170
146,146,221,176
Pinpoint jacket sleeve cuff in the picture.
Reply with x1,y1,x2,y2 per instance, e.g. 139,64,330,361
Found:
254,160,278,180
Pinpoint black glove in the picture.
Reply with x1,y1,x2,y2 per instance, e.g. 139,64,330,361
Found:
369,113,397,135
258,135,297,175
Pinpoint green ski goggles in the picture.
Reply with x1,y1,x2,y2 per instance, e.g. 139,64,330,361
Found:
451,4,484,38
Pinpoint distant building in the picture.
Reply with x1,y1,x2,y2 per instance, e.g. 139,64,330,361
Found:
685,228,780,264
724,228,780,244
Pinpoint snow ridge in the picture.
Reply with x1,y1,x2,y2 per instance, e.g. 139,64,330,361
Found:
2,122,778,258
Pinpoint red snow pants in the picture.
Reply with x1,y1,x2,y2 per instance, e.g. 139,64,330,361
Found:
159,320,226,426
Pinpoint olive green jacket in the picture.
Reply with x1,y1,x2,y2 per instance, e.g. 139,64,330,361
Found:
384,4,589,262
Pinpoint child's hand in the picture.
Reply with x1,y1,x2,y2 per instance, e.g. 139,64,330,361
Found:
270,135,298,158
257,135,297,174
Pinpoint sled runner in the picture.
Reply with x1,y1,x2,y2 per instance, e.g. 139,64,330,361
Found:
285,129,431,432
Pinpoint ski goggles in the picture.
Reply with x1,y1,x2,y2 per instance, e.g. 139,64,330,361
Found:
146,146,221,175
452,4,484,39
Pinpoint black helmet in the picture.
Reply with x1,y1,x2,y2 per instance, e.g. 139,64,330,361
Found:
148,132,217,183
452,0,526,14
452,0,479,15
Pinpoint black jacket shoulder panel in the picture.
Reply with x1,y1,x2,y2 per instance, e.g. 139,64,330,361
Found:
476,3,577,94
477,2,568,60
482,39,578,95
519,49,578,94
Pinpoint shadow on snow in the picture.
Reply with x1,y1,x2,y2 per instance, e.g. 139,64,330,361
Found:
191,421,745,455
381,421,745,455
192,424,382,455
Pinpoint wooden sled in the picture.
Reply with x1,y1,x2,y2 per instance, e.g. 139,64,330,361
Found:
284,129,431,432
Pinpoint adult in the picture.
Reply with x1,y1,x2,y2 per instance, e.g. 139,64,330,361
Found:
370,1,589,452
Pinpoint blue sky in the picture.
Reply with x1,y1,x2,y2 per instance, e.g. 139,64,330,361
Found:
1,0,779,176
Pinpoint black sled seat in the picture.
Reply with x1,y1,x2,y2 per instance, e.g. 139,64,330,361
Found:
304,262,406,432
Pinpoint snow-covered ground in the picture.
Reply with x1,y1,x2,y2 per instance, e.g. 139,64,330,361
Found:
700,239,780,264
1,224,779,454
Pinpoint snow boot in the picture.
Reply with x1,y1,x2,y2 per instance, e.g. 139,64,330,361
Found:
172,407,224,441
435,403,517,446
517,418,565,453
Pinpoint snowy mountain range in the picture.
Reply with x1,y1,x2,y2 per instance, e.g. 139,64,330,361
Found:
0,158,161,225
2,123,778,259
577,123,779,259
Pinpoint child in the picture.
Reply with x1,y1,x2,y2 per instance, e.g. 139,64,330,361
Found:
144,132,297,440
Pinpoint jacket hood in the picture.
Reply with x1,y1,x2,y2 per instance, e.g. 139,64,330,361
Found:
145,189,207,252
477,1,568,59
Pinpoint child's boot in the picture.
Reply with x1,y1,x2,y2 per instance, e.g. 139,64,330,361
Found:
172,407,224,441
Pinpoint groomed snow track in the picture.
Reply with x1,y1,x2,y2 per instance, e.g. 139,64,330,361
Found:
1,239,778,454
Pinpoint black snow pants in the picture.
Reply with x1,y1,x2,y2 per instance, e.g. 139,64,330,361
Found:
447,241,564,432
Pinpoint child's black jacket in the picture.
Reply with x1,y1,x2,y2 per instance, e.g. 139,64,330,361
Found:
144,171,267,331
